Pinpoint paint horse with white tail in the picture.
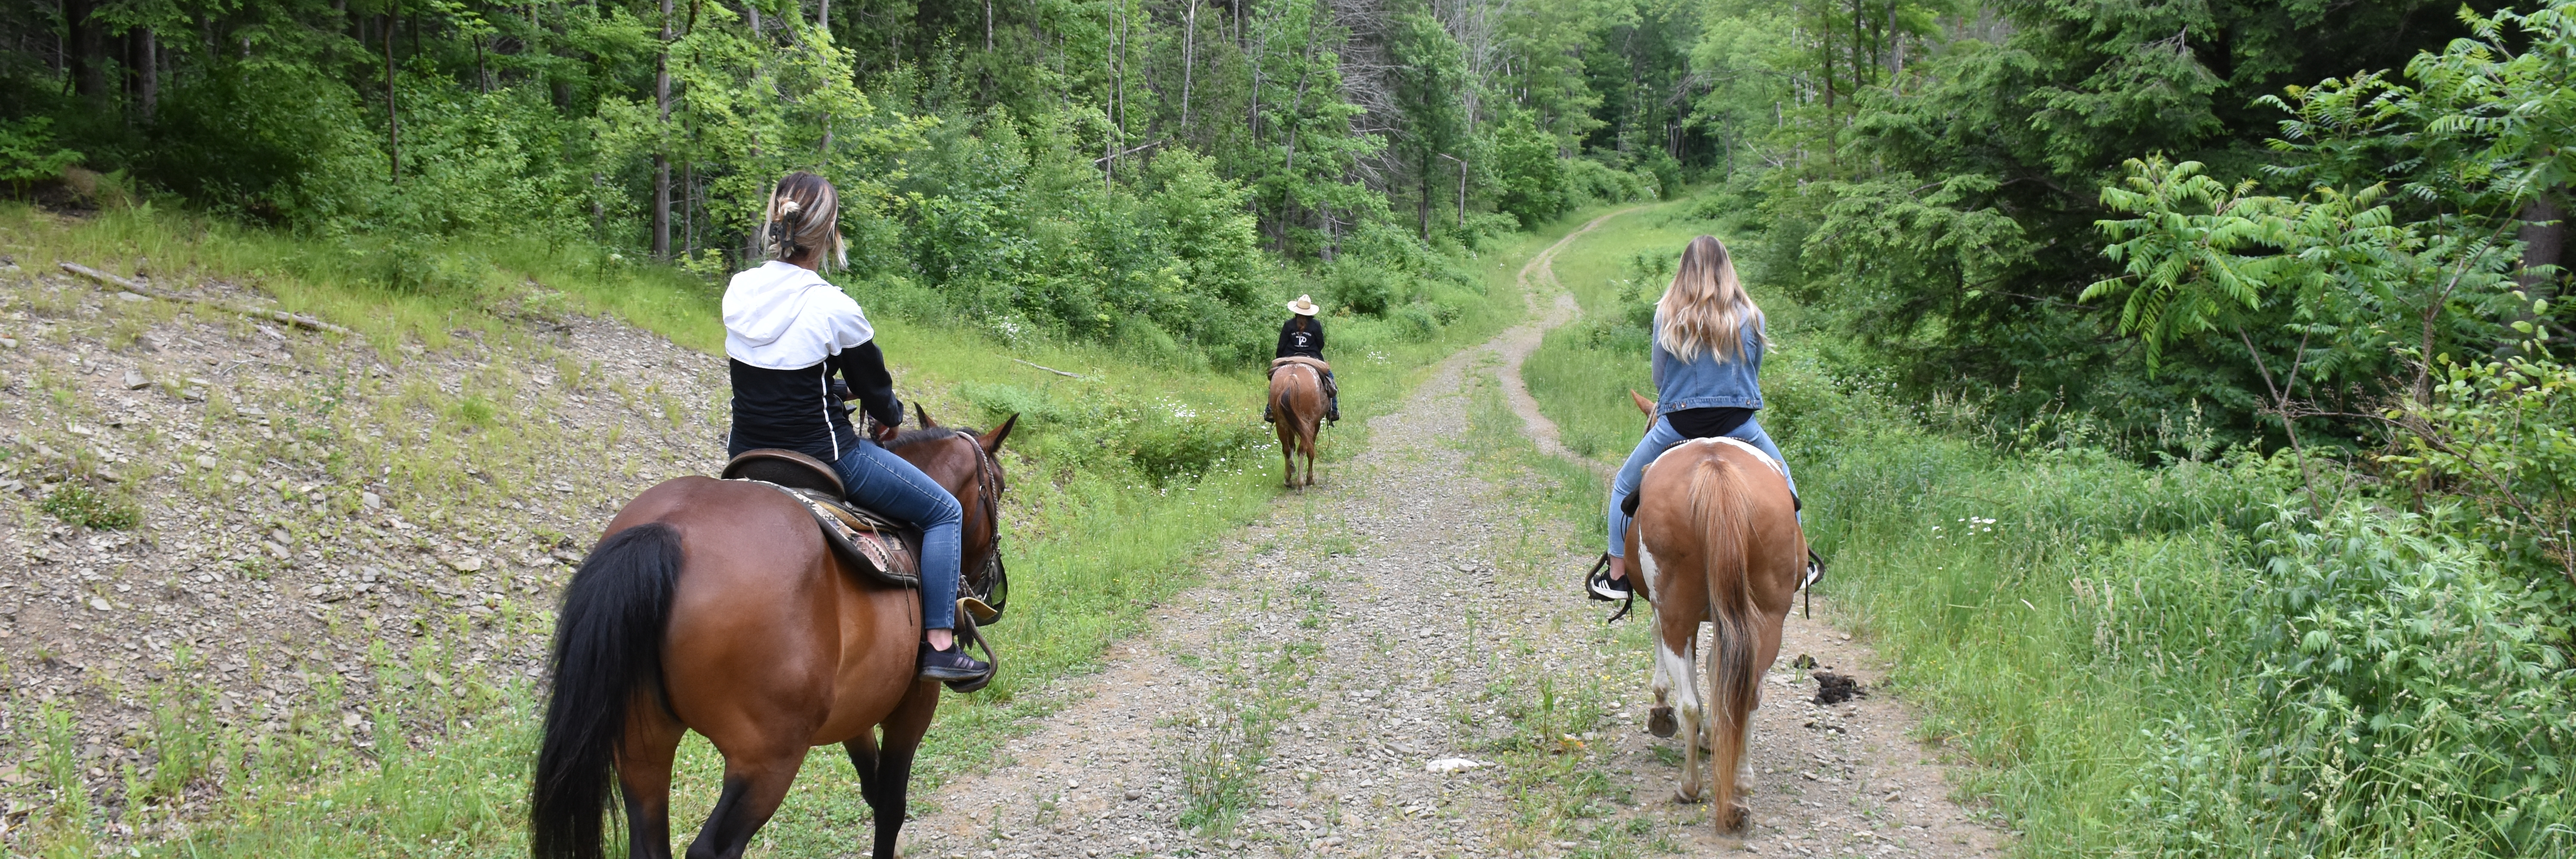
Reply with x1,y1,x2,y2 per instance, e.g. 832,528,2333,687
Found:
1621,390,1804,833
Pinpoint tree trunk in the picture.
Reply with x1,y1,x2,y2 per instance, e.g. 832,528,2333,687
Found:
653,0,675,261
2518,193,2566,293
1180,1,1195,129
385,11,401,184
2514,191,2568,350
134,28,158,121
1418,154,1431,240
818,0,829,32
68,0,108,101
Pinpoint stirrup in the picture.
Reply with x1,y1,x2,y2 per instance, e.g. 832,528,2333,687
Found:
1583,553,1619,601
1584,554,1637,623
939,606,999,693
1800,549,1826,619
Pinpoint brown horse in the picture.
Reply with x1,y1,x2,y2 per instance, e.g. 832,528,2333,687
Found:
529,413,1015,859
1268,359,1324,488
1623,391,1801,834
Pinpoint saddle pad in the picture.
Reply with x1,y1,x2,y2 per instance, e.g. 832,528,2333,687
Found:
737,479,920,589
1697,436,1787,477
1646,436,1785,478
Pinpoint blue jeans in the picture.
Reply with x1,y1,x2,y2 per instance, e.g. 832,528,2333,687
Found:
1606,415,1796,559
832,441,963,631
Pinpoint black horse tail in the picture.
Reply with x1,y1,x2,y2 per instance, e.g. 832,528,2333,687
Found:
530,523,683,859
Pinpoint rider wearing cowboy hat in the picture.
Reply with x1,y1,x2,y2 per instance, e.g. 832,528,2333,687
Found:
1265,295,1340,424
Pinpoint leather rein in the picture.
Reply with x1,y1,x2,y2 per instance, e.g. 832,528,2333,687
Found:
966,435,1007,600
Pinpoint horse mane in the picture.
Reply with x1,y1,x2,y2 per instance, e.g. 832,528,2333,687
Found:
884,426,975,450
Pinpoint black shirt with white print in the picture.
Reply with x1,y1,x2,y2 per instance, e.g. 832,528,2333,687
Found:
1276,315,1325,359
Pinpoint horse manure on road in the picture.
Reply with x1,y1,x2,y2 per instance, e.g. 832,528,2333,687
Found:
1811,671,1867,704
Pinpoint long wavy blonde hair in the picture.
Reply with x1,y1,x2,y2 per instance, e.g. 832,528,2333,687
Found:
1654,235,1764,362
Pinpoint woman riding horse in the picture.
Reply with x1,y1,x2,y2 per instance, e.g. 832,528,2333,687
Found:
1588,235,1801,601
1264,294,1339,424
723,171,987,681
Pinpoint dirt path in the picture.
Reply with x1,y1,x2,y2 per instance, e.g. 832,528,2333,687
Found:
899,219,2006,859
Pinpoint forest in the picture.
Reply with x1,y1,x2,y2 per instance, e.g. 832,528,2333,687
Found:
2,0,2573,853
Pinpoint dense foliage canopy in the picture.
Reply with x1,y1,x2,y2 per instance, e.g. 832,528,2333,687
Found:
0,0,1721,364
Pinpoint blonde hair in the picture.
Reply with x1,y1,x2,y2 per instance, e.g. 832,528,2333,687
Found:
759,171,846,270
1654,235,1764,362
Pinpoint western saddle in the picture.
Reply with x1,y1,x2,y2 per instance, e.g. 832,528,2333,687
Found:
720,448,921,589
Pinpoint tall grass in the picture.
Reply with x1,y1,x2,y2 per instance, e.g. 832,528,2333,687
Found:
1520,198,2576,858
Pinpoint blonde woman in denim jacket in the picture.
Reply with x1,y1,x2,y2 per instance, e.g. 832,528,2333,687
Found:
1587,235,1804,600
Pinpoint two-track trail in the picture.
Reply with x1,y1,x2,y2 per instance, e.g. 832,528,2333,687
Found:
897,213,2007,859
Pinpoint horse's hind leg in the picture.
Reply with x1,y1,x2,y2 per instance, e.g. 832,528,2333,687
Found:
1302,433,1317,487
617,710,686,859
1659,635,1707,804
1278,428,1297,488
682,743,806,859
847,681,941,859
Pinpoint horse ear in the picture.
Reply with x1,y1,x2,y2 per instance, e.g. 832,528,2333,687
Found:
980,414,1018,454
1630,390,1656,416
913,401,936,428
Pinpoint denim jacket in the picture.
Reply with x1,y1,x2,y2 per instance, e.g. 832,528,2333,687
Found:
1649,312,1765,414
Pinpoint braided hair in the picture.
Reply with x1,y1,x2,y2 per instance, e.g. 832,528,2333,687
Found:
759,171,845,270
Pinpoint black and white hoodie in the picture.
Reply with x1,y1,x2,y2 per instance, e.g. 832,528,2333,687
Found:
722,261,900,460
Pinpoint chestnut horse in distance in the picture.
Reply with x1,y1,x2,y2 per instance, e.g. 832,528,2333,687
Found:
1624,391,1802,834
1268,358,1325,487
529,413,1014,859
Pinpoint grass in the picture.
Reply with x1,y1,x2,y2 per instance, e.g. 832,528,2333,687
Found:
0,199,1613,856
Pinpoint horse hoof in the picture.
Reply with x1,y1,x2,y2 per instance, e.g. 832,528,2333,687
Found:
1647,706,1677,738
1673,788,1706,805
1722,802,1752,833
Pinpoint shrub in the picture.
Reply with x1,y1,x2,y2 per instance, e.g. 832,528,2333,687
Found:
2384,343,2576,587
40,484,140,530
957,382,1262,487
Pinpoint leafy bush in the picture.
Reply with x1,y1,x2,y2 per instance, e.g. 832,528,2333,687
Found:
2383,313,2576,586
0,116,79,193
1561,157,1657,208
957,382,1263,487
2233,506,2576,856
143,62,383,225
1804,408,2576,857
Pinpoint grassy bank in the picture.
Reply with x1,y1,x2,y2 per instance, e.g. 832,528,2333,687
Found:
1520,199,2576,857
0,202,1573,856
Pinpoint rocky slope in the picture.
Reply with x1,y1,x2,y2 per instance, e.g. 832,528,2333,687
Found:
0,255,729,842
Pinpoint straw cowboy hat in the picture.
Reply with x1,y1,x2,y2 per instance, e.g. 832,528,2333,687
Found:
1285,295,1321,316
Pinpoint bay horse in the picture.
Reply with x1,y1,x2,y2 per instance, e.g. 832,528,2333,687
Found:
1268,358,1325,488
529,411,1016,859
1623,391,1801,834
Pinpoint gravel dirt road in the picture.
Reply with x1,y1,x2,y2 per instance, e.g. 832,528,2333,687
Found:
897,215,2008,859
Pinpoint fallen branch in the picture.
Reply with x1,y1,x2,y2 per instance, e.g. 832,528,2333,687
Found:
1011,358,1083,378
59,262,355,336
